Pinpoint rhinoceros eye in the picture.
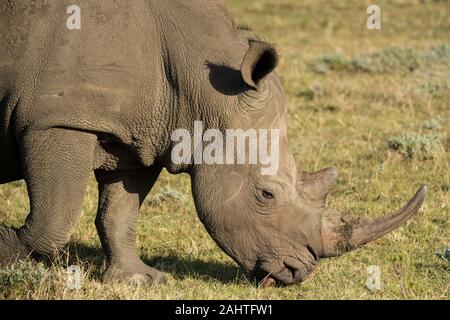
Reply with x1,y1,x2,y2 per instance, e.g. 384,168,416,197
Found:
262,189,274,199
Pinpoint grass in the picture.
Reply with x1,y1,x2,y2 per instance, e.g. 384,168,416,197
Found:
309,44,450,74
388,133,442,160
0,0,449,299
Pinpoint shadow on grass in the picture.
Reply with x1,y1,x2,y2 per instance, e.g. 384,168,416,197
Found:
415,262,450,272
67,242,243,284
144,255,242,284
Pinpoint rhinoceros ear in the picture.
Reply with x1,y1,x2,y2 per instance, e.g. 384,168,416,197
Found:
241,40,278,89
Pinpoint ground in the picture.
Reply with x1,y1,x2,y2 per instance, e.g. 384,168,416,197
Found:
0,0,449,299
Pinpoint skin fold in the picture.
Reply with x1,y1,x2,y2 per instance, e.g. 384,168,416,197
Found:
0,0,426,286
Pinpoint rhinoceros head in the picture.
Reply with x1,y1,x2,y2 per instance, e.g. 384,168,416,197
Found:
184,40,426,285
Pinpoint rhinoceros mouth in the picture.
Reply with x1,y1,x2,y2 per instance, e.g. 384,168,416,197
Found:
253,257,313,286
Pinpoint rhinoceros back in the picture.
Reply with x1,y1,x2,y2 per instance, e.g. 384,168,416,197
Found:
0,1,165,139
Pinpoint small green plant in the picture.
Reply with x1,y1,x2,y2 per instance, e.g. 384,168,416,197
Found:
435,247,450,262
388,134,441,160
0,261,47,288
422,117,447,131
309,53,351,74
147,185,185,205
310,44,450,75
420,71,450,97
351,47,422,73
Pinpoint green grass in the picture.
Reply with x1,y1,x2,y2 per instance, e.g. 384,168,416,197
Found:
309,45,450,74
1,0,449,299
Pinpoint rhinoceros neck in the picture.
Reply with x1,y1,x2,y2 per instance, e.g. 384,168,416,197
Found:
152,0,251,171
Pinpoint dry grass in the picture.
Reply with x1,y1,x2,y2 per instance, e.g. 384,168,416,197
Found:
0,0,449,299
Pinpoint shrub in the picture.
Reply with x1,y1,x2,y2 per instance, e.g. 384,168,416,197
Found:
147,186,185,205
310,44,450,75
388,134,442,160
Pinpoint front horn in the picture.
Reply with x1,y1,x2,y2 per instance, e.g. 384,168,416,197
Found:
320,186,427,258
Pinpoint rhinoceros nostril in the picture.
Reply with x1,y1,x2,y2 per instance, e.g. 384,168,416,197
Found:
283,261,298,280
306,245,319,261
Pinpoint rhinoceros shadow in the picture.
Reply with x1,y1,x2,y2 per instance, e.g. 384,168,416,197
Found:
67,242,243,284
205,62,248,96
144,255,242,284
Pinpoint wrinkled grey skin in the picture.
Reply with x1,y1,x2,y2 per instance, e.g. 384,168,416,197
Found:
0,0,426,286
